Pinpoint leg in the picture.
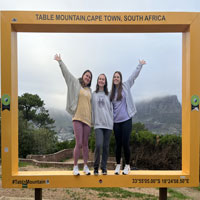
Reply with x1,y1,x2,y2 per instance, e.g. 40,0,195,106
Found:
114,123,122,164
121,118,132,165
94,129,104,170
82,123,91,165
101,129,112,170
73,120,83,165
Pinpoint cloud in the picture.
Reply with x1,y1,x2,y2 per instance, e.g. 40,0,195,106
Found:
2,0,198,109
1,0,200,12
16,32,182,109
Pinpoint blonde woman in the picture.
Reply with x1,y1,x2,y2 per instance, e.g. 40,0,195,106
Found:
55,54,92,176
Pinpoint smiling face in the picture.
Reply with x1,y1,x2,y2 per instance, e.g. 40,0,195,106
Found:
82,71,92,86
98,74,106,89
113,72,121,86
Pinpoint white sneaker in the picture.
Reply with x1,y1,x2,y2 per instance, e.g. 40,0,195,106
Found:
114,164,121,175
73,165,80,176
122,164,130,175
83,165,91,175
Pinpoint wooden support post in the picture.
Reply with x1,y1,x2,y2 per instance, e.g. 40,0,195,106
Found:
159,188,167,200
35,188,42,200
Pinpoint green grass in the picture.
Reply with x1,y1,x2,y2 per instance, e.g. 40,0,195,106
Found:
59,158,71,162
193,185,200,191
38,163,53,168
84,188,157,199
168,188,192,200
68,191,83,200
67,166,73,170
66,189,71,194
18,161,32,167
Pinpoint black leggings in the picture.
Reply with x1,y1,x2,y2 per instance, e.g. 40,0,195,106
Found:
114,118,132,165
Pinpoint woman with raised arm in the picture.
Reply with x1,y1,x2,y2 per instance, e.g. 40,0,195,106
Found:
92,74,113,175
54,54,92,176
110,59,146,175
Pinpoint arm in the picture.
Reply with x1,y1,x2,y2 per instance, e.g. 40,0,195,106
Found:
54,54,77,86
125,59,146,88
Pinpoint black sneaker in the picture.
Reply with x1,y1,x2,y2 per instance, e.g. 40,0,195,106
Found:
94,168,99,175
102,169,107,175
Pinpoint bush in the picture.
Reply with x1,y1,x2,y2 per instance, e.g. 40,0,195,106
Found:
130,127,182,170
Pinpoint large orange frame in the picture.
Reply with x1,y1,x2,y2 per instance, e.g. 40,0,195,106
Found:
1,11,200,188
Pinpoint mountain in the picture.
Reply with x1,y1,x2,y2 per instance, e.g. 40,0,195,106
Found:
48,108,74,141
48,95,182,141
133,95,182,135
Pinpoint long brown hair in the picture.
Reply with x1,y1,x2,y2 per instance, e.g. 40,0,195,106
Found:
110,71,123,101
95,74,109,95
79,70,93,87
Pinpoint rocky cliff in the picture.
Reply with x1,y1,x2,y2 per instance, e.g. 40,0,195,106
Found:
49,95,182,141
133,95,182,134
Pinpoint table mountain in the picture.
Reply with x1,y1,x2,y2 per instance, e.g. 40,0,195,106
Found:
133,95,182,135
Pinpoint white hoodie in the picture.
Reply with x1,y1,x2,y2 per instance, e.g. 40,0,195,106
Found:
58,60,81,116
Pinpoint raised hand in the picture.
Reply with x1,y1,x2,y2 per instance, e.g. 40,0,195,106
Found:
54,54,61,61
139,59,146,65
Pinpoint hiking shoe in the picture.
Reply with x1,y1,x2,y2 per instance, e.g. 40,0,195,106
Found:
114,164,121,175
83,165,91,175
73,165,80,176
122,164,130,175
94,168,99,175
102,169,107,175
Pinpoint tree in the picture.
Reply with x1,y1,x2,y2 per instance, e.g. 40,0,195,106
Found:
18,93,57,157
32,128,58,155
132,122,147,133
18,93,55,129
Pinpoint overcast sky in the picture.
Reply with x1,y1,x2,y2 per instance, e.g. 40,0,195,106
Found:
1,0,200,110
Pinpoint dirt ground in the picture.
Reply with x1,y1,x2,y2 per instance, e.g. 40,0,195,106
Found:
0,165,199,200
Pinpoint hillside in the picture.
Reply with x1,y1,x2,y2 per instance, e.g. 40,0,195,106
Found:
133,95,182,134
48,95,182,141
48,108,74,141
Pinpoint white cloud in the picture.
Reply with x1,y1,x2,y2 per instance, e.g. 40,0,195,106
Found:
17,32,182,109
1,0,200,11
1,0,199,109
